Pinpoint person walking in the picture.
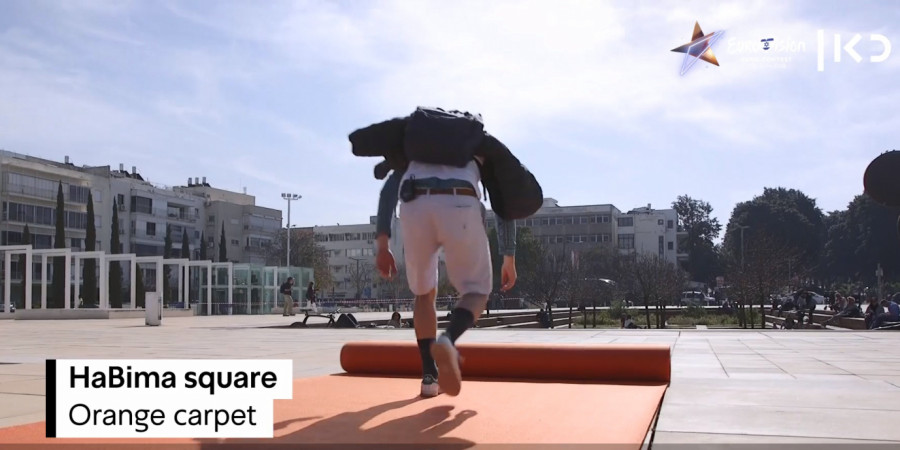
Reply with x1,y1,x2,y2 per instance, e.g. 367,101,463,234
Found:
306,281,317,313
281,277,295,316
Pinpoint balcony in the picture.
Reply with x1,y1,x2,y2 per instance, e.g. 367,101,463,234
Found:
167,211,200,223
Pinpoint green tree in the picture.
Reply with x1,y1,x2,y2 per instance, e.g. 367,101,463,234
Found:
219,222,227,262
163,224,172,304
52,182,66,308
723,188,824,280
135,267,146,308
265,229,333,293
109,199,123,308
19,224,32,309
824,194,900,285
199,231,208,261
181,229,191,259
672,195,723,283
82,190,97,307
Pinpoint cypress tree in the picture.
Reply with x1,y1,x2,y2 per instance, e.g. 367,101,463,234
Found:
181,229,191,259
219,222,227,262
199,231,207,261
52,182,66,308
83,191,97,307
19,224,32,309
164,224,172,304
109,199,123,308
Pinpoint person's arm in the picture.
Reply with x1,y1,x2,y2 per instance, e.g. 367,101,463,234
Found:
376,170,403,239
495,215,516,257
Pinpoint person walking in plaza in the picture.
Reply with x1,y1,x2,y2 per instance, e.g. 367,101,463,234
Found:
281,277,295,317
306,281,317,313
354,107,546,398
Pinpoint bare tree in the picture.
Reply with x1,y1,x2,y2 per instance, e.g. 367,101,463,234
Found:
724,230,799,328
379,263,412,300
517,243,573,327
266,229,334,293
347,259,373,299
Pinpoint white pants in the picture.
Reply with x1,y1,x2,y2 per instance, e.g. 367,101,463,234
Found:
399,193,492,296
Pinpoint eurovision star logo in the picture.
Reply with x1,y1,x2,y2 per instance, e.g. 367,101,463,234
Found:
672,21,726,75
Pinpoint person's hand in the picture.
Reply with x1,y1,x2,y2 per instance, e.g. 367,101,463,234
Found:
500,255,517,291
376,247,397,280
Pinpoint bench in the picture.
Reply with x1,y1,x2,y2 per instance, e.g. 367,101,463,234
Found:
303,311,337,326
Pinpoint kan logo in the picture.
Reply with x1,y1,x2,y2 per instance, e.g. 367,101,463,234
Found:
817,30,891,71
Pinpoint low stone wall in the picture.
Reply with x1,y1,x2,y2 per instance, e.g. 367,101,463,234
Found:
13,308,195,320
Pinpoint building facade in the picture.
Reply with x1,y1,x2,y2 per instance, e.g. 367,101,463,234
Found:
0,151,284,308
175,179,282,266
616,205,683,265
311,213,404,299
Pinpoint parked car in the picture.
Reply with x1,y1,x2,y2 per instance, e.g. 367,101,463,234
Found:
680,291,715,307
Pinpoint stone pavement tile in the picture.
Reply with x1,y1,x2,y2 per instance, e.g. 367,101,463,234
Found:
0,393,44,420
0,412,44,429
655,403,900,441
0,377,45,396
653,431,900,445
662,378,900,411
0,363,45,377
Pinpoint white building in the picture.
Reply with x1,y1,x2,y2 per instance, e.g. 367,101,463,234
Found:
617,204,683,265
311,213,404,299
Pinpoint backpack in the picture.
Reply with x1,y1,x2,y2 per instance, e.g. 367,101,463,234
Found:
475,133,544,221
348,108,544,220
403,107,485,167
348,116,409,177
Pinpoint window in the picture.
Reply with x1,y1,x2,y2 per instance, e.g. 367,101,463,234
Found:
208,215,216,224
117,194,125,207
658,219,664,226
602,234,611,242
68,185,90,204
617,217,634,227
668,241,674,250
667,220,674,229
659,236,664,256
146,222,156,236
70,238,83,250
131,196,152,214
617,234,634,250
231,239,239,246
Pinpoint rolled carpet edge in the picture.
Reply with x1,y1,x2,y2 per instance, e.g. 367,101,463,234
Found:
340,341,671,384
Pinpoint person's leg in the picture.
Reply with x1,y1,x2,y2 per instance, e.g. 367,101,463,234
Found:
429,196,493,396
399,196,441,396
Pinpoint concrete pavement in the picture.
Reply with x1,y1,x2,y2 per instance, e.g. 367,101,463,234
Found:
1,314,898,446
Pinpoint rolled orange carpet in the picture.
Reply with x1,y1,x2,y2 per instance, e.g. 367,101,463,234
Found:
340,341,671,383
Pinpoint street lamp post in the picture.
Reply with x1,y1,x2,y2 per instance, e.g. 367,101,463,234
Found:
281,193,301,269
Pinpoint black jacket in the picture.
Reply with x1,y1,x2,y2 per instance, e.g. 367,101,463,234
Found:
280,282,293,296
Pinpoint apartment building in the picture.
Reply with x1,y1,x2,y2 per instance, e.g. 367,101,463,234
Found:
0,152,112,252
174,178,282,266
616,205,684,265
485,198,620,253
311,214,404,299
109,166,205,258
0,151,285,307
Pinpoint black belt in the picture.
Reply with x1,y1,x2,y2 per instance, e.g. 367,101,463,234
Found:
413,187,478,198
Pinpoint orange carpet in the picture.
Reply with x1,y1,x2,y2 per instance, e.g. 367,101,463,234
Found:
0,342,670,448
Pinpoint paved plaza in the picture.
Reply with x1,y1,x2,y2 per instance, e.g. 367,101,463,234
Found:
1,314,899,446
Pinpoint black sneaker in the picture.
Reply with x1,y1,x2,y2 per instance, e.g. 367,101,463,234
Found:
420,374,440,397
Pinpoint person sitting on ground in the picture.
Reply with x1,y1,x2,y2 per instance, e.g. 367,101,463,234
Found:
824,297,863,325
864,295,883,329
387,311,406,328
623,314,638,329
871,297,900,329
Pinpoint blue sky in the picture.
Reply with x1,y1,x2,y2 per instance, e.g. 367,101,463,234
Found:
1,0,897,235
